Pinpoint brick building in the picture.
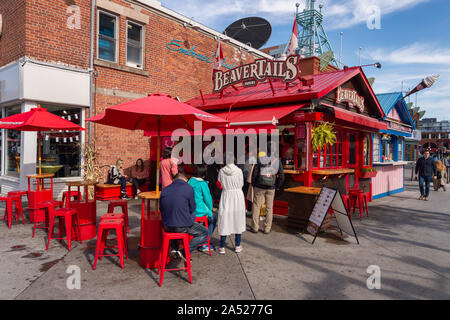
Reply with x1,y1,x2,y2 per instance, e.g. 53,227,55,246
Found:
420,118,450,156
0,0,271,195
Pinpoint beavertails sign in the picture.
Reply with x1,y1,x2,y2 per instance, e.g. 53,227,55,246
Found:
213,55,301,93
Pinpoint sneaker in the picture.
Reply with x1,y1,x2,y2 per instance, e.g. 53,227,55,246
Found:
263,229,271,234
198,245,209,252
424,197,429,201
217,247,225,255
418,195,424,200
235,245,243,253
249,229,258,234
137,188,141,194
177,250,192,262
134,195,138,200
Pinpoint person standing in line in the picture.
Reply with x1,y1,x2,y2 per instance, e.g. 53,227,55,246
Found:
160,147,178,189
130,158,148,199
188,164,217,252
251,151,285,234
108,159,129,199
217,154,246,254
433,160,447,192
160,172,209,261
415,149,437,201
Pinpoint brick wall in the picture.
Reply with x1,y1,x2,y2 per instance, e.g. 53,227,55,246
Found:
0,0,26,66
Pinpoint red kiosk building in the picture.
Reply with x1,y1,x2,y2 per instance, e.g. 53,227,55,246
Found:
187,57,387,222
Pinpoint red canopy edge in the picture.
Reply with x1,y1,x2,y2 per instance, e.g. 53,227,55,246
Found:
330,106,387,131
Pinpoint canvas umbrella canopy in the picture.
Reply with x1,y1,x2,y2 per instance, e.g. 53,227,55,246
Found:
87,93,228,193
0,106,86,175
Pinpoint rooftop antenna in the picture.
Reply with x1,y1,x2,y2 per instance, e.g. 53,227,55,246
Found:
339,32,343,69
296,0,338,66
359,47,362,66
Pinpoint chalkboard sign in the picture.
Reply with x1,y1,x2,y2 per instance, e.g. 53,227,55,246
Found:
306,187,359,244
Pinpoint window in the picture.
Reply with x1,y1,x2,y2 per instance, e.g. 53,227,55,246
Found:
39,105,82,178
4,106,22,177
373,134,380,162
398,137,403,161
349,134,356,165
312,131,342,169
127,21,143,68
363,134,371,166
98,11,117,62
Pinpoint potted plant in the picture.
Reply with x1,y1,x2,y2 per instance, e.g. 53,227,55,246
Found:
360,167,377,178
311,122,337,152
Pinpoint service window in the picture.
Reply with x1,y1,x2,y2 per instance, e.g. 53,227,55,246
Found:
98,11,118,62
312,130,343,169
363,134,372,166
126,21,143,68
373,134,380,162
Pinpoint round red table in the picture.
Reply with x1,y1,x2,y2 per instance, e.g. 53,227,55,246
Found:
66,180,98,241
27,173,54,223
138,191,161,269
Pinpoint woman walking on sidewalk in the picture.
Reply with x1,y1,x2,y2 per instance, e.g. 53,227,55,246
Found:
433,160,447,192
217,154,246,254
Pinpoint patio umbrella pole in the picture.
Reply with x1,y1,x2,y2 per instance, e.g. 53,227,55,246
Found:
155,117,161,214
38,131,42,176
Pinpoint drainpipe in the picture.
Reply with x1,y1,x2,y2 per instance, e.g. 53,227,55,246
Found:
89,0,95,143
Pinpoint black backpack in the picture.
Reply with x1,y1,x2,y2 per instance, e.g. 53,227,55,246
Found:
257,162,277,187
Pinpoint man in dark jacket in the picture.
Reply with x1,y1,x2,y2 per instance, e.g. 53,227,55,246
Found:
160,172,209,260
415,149,437,201
250,151,285,234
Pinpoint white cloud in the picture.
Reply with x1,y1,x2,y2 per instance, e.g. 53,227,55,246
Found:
366,43,450,65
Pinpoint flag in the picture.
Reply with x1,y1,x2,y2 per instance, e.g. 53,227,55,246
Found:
404,74,440,99
214,41,224,70
286,17,298,56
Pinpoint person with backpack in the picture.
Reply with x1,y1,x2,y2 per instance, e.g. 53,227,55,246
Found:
160,147,178,189
108,159,129,199
250,151,285,234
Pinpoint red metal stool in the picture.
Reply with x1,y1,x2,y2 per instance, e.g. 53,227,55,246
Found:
194,216,212,256
62,190,81,208
107,199,129,233
349,189,368,219
100,213,128,246
32,200,62,237
158,229,192,287
93,219,128,270
46,208,82,251
0,195,24,229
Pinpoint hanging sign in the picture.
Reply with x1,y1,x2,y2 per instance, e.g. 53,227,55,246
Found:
213,55,301,93
336,87,365,113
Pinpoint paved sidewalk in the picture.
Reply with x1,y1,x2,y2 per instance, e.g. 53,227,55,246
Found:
0,177,449,300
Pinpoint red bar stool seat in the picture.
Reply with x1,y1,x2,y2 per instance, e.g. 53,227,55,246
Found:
93,219,128,270
107,199,129,233
32,200,62,237
158,229,192,287
0,195,24,229
46,208,82,251
62,190,81,208
194,216,212,256
348,189,369,219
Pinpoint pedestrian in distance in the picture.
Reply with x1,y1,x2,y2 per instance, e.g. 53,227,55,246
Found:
415,149,437,201
217,153,246,254
433,160,447,192
188,164,217,252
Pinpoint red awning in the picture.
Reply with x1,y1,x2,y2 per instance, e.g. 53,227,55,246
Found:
331,106,387,131
213,103,307,128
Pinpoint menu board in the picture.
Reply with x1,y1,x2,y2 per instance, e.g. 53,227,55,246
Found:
306,187,336,237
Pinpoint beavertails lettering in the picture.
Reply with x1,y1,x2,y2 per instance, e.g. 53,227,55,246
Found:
213,55,301,93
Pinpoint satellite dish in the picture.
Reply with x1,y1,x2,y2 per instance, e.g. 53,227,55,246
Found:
418,110,426,119
319,51,334,71
224,17,272,50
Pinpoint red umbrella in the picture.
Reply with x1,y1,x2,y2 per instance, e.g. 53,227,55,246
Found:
87,93,228,193
0,106,85,175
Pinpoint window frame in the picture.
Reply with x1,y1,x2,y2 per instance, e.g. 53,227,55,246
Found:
126,20,145,69
97,10,119,63
312,129,343,169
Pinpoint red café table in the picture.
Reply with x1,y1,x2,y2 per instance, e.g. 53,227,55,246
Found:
65,180,98,241
27,173,54,223
138,191,162,269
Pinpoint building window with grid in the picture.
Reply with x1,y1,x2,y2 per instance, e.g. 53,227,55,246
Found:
398,137,403,161
363,134,372,166
312,131,343,168
98,11,117,62
126,21,143,68
373,134,380,162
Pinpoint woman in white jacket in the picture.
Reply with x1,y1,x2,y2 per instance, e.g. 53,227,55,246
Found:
217,155,246,254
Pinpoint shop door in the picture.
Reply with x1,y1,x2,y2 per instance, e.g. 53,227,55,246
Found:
347,132,359,190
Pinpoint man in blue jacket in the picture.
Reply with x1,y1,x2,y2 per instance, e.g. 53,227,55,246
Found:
160,172,209,260
415,149,437,201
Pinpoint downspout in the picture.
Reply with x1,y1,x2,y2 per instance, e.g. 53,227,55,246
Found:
89,0,95,143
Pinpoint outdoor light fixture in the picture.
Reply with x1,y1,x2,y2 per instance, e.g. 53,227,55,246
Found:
360,62,382,69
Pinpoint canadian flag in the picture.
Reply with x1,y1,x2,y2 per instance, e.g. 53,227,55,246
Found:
214,41,224,70
286,17,298,56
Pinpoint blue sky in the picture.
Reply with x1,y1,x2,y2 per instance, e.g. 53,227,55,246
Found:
160,0,449,121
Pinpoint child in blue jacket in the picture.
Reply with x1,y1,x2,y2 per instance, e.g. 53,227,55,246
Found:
188,164,217,251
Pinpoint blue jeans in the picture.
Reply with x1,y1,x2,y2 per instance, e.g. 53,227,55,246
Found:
164,222,209,254
207,214,217,239
220,234,241,248
419,175,432,197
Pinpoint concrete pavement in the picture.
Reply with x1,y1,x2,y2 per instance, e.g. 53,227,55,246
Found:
1,176,448,300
